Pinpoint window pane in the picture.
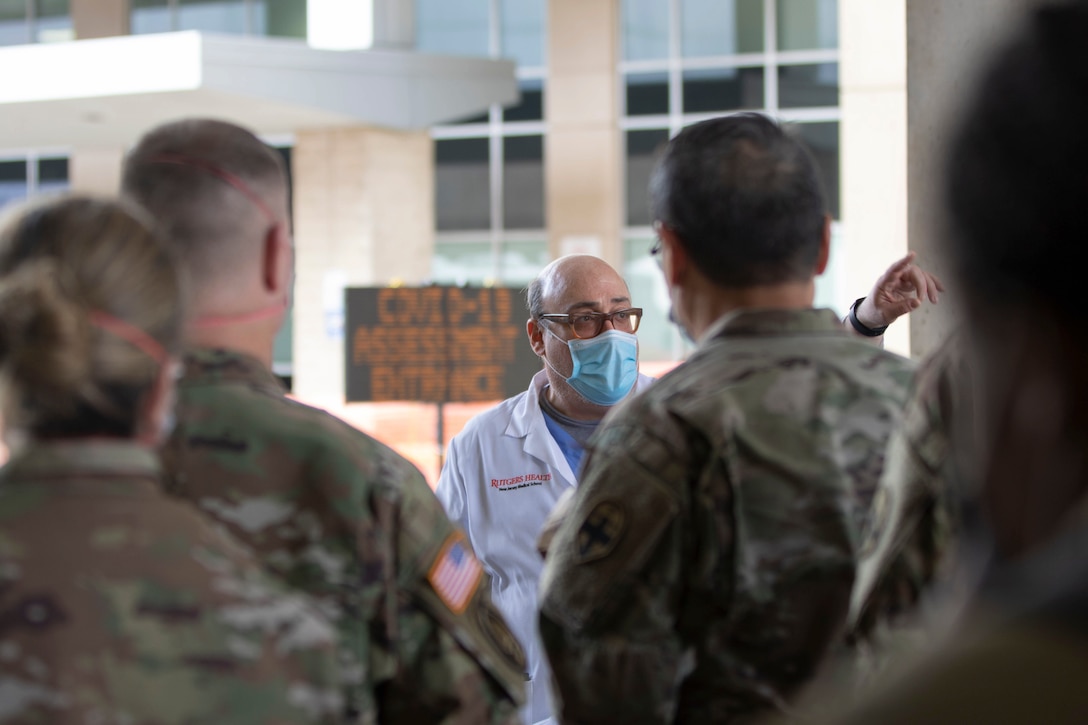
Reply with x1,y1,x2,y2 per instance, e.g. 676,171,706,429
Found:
623,237,678,361
499,240,549,285
257,0,306,38
777,0,838,51
272,299,293,380
417,0,490,57
436,138,491,231
0,160,27,210
682,0,763,57
35,0,72,43
682,67,764,113
178,0,246,34
503,78,543,122
432,241,493,284
502,135,544,230
625,72,668,116
794,121,839,219
625,129,669,226
37,157,68,196
778,62,838,108
449,110,490,125
0,0,29,46
131,0,171,34
622,0,668,61
274,146,293,231
501,0,545,67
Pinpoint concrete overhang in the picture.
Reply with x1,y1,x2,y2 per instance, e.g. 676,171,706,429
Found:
0,31,517,150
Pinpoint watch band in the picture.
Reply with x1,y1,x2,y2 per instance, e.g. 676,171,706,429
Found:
848,297,888,337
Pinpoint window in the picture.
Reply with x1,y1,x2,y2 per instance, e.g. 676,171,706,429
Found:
34,0,71,42
0,160,27,208
681,0,763,57
0,154,69,211
178,0,247,34
435,138,491,231
131,0,306,38
620,0,840,221
0,0,71,45
424,0,548,287
620,0,840,358
623,237,689,362
625,129,669,227
417,0,489,57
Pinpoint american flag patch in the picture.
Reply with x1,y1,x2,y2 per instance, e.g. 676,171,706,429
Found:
427,534,483,614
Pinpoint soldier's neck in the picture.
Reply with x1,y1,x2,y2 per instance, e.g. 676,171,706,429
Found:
186,324,275,369
688,279,816,342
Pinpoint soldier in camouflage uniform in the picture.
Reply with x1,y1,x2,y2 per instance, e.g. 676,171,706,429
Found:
121,119,526,723
538,114,915,723
0,197,343,724
795,4,1088,722
849,342,971,638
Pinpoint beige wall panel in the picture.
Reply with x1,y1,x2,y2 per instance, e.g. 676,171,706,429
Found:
292,127,433,404
546,0,622,268
546,128,621,262
547,72,616,127
905,0,1046,357
71,0,128,39
68,148,124,195
549,0,617,73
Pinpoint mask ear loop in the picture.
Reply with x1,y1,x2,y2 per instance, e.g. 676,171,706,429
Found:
87,310,168,366
143,154,288,330
145,153,277,224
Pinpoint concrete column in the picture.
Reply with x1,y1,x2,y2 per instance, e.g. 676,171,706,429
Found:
68,148,124,195
291,126,434,405
838,0,909,355
373,0,414,50
546,0,622,269
904,0,1045,358
70,0,128,39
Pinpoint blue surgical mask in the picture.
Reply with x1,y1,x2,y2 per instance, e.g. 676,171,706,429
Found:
546,329,639,406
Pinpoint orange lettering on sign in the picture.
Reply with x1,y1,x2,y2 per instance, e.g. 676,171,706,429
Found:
348,286,533,403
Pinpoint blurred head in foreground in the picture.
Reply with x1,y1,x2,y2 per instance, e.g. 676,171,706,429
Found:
0,196,182,446
946,1,1088,559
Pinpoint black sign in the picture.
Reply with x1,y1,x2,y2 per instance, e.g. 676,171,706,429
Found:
345,286,542,403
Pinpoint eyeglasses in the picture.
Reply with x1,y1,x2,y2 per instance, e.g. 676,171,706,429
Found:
650,221,665,265
539,308,643,339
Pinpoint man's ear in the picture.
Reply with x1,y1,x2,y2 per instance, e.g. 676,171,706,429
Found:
658,224,688,287
528,318,547,357
815,215,832,276
263,223,291,294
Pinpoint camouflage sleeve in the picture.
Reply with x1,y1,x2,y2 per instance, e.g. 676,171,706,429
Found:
0,495,345,725
850,351,961,634
370,449,526,725
538,418,689,724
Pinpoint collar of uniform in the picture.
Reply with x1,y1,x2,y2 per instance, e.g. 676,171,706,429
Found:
181,347,286,395
701,307,847,344
5,439,160,480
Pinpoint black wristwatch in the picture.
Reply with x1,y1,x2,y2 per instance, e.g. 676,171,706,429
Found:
848,297,888,337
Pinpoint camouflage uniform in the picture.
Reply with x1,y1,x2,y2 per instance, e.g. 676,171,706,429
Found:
160,348,526,724
806,500,1088,725
538,309,915,723
0,440,343,724
850,342,969,634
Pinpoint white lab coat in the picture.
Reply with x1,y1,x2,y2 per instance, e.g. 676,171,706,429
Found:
436,370,655,725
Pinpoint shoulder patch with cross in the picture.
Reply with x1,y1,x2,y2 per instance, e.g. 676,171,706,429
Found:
575,501,626,564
